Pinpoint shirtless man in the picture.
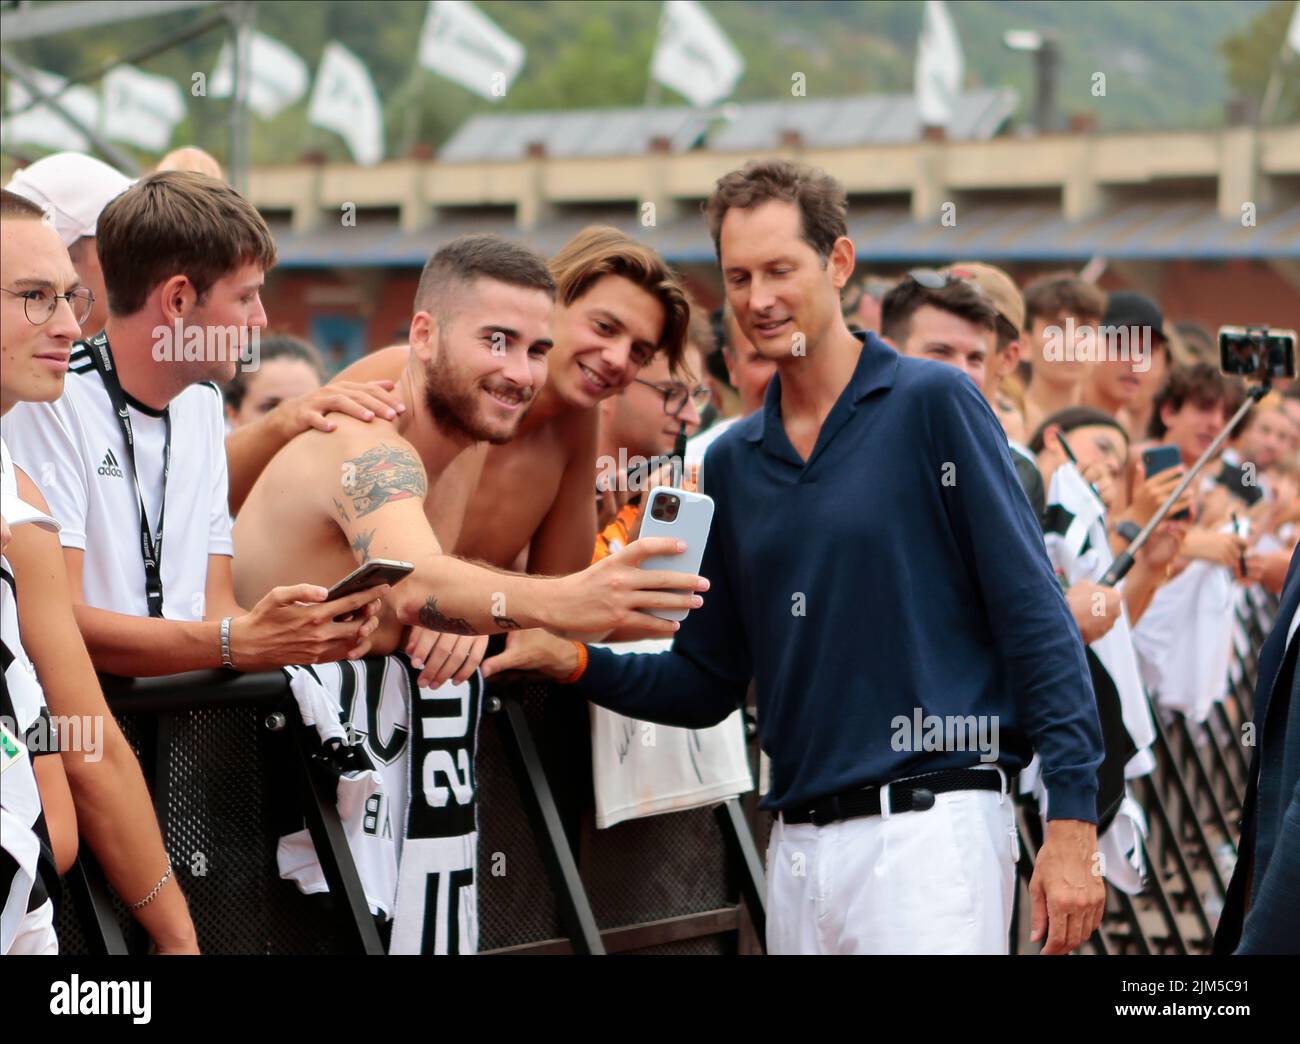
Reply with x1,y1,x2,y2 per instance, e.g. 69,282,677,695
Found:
337,225,692,577
233,234,706,663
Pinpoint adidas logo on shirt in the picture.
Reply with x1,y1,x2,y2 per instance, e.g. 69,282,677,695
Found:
97,449,123,478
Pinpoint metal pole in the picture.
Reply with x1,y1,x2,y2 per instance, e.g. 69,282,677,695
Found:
1035,38,1060,134
0,51,140,174
2,11,229,122
1101,381,1268,587
226,1,254,195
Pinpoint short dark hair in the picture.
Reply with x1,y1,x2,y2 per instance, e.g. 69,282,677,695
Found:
879,277,998,346
96,170,277,316
0,188,46,221
1023,272,1106,327
702,158,847,263
415,234,555,330
1149,363,1240,439
1029,406,1130,455
223,333,326,411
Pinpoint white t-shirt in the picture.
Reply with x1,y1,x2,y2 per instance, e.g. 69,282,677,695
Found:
1,342,233,621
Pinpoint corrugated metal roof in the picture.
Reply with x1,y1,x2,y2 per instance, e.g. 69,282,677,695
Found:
437,88,1019,162
708,88,1018,151
268,199,1300,269
439,106,712,163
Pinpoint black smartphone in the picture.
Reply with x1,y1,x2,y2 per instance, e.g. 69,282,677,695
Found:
326,559,414,620
1141,445,1190,521
1218,326,1296,380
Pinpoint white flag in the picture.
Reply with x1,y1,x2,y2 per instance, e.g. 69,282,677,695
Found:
1,70,100,152
418,0,525,102
915,0,963,126
210,31,310,120
102,65,186,152
650,0,744,108
308,42,385,166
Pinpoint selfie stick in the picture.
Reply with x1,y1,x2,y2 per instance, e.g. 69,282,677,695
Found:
1099,380,1269,587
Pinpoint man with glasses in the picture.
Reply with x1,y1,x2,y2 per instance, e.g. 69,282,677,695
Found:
594,337,709,550
2,172,388,682
0,188,199,953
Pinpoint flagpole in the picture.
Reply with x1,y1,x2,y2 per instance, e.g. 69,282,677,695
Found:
645,1,667,107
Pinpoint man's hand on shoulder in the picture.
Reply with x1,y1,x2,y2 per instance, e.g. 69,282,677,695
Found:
270,379,405,440
1029,818,1106,954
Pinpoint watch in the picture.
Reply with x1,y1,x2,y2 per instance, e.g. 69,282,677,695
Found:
1114,520,1141,545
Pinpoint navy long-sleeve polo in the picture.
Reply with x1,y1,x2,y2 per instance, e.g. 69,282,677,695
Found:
574,331,1104,822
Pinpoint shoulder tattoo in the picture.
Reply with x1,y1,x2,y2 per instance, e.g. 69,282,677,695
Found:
341,443,427,518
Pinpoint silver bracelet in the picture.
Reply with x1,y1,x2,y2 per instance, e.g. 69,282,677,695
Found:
220,616,235,668
131,858,173,910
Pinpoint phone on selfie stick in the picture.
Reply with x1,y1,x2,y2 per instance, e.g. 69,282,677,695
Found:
1100,325,1296,587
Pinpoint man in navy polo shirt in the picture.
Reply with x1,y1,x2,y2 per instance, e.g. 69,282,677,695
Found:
484,159,1105,955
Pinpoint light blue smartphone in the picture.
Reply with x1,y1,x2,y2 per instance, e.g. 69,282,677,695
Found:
636,485,715,621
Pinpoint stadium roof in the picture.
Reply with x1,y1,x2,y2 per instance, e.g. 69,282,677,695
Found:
438,88,1020,162
269,197,1300,269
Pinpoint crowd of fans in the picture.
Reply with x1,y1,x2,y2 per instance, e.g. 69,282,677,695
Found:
0,146,1288,955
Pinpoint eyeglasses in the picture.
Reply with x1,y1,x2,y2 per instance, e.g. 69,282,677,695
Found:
905,268,988,300
632,378,712,417
1,285,95,326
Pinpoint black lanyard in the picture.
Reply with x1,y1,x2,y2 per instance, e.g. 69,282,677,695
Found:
84,333,170,618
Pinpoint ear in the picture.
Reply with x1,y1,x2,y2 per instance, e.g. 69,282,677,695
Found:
158,274,197,323
827,236,856,291
997,339,1021,379
409,310,436,364
722,348,739,388
1159,400,1177,431
1042,424,1065,457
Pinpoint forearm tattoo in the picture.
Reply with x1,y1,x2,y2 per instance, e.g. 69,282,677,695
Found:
418,596,477,636
493,615,522,630
342,443,427,518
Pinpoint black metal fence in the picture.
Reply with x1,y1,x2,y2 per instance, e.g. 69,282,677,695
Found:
55,672,765,955
55,584,1265,955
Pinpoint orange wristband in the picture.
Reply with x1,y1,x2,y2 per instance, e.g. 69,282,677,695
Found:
560,641,589,685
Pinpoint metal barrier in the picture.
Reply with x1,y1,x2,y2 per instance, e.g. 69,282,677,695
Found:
55,671,765,955
57,578,1267,956
1011,589,1271,955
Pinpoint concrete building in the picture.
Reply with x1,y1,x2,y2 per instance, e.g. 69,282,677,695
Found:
240,95,1300,368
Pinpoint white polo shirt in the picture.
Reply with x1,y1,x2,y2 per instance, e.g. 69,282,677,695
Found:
1,342,233,621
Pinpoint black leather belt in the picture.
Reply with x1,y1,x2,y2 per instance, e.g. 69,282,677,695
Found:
780,767,1005,827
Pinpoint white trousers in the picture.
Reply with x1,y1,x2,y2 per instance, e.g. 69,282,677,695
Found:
765,783,1018,954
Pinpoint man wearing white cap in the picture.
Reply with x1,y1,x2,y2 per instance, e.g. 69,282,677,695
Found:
0,188,199,952
6,152,131,341
6,152,405,514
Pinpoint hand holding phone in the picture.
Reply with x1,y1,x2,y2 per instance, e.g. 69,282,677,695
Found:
636,486,715,621
327,559,415,621
1141,445,1191,522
